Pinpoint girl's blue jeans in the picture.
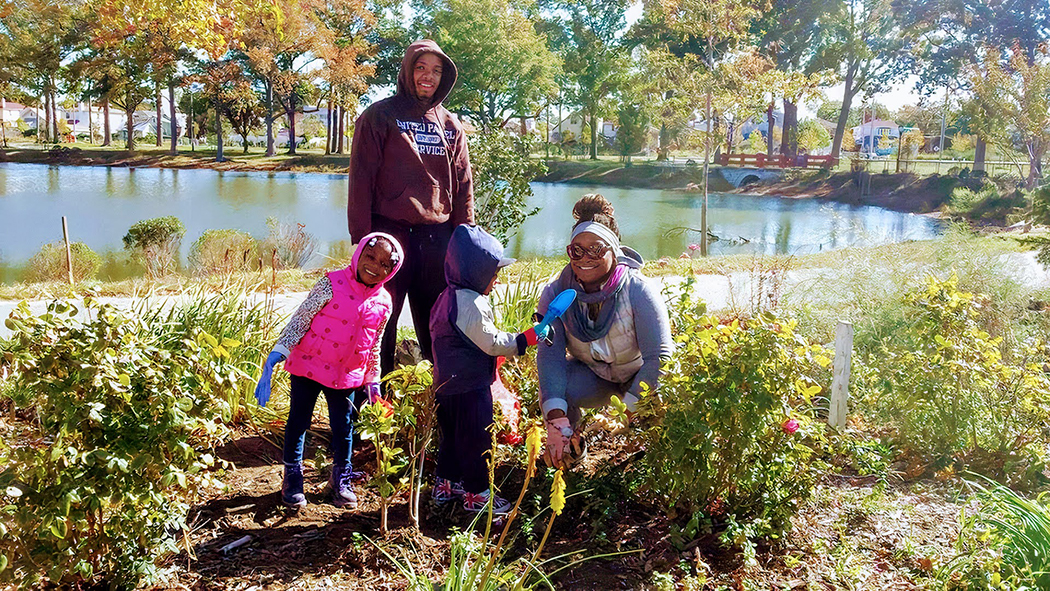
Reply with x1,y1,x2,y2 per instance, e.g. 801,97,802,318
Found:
282,374,362,467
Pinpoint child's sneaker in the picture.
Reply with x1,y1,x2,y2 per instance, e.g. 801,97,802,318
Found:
329,464,359,509
432,477,466,504
281,463,307,509
463,489,512,515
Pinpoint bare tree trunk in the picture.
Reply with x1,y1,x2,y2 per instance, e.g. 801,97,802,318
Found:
782,98,798,158
125,93,135,152
765,101,775,156
973,136,987,172
286,93,297,155
830,64,857,158
215,101,223,162
265,79,275,157
325,98,332,155
337,106,345,154
51,85,59,142
701,38,714,257
589,112,598,160
87,96,93,145
155,80,163,146
168,81,178,154
41,93,49,143
102,97,111,146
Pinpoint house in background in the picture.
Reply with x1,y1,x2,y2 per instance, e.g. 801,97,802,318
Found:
739,110,784,143
549,111,614,145
852,119,900,155
1,100,27,128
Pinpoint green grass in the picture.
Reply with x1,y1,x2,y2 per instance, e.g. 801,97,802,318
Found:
2,233,1037,302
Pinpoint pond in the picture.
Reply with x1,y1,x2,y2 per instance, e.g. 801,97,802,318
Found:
0,162,942,282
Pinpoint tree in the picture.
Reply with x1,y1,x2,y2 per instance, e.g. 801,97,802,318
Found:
419,0,561,129
1,0,81,144
797,118,831,153
650,0,763,255
895,0,1050,171
971,44,1050,187
752,0,837,158
316,0,377,155
810,0,913,159
219,69,265,153
633,46,698,161
615,98,649,165
542,0,630,159
242,0,338,155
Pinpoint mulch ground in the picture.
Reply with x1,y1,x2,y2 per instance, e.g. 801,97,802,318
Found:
147,422,963,591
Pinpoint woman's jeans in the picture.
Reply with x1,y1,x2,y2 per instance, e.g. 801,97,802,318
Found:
282,374,362,467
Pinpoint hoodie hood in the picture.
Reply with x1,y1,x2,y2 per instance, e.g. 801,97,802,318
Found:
351,231,405,293
445,224,505,293
396,39,458,112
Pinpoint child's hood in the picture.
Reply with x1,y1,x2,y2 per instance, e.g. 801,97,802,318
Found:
444,224,507,293
351,231,405,291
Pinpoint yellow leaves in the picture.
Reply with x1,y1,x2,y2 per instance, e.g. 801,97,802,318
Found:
550,469,566,516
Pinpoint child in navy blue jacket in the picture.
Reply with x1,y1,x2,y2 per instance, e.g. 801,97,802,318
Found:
428,224,544,514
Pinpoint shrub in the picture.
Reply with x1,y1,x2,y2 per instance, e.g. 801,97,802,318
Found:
0,297,246,588
949,184,998,214
634,286,829,561
857,273,1050,480
122,216,186,278
188,229,258,275
260,217,317,270
469,129,546,243
25,241,102,283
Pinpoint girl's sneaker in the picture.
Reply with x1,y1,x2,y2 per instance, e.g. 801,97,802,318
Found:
329,464,359,509
463,489,512,515
432,477,466,504
282,463,307,509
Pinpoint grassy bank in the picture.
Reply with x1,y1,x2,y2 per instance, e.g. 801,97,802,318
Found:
0,230,1032,301
0,142,353,174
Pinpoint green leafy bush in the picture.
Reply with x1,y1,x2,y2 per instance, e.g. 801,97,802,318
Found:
950,184,999,214
635,288,829,560
469,129,546,243
188,229,258,275
25,241,102,283
0,297,247,588
122,216,186,278
858,273,1050,479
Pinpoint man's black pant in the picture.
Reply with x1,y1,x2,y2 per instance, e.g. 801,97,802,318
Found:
370,216,453,376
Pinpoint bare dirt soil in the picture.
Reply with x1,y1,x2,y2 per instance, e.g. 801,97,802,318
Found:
149,423,961,591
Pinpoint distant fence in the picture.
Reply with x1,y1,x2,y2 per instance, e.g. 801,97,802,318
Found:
717,152,838,169
854,156,1037,179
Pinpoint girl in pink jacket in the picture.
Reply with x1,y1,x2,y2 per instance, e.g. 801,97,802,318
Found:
254,233,404,509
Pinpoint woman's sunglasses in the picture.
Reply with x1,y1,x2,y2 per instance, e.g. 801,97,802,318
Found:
566,242,611,261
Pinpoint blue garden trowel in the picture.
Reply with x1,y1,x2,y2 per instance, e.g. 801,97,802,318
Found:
535,289,577,344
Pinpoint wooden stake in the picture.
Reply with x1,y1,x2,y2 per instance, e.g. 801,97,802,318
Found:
829,321,853,430
62,216,74,285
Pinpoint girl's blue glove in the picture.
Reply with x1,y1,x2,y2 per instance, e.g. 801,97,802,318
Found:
254,351,287,407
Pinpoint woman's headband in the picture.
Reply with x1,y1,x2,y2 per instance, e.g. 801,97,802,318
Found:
570,221,623,257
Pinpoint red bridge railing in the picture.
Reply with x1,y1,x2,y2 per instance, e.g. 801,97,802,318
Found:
717,153,838,169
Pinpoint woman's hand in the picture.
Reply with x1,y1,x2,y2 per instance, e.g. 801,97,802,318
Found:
544,416,574,467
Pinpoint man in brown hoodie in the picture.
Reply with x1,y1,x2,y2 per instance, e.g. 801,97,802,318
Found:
347,39,474,375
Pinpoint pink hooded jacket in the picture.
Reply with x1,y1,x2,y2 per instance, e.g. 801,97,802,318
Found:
283,232,404,389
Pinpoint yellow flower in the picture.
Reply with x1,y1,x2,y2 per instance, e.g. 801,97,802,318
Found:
550,469,566,516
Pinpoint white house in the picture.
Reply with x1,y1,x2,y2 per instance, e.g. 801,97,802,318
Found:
1,100,26,127
852,118,900,152
550,111,613,145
